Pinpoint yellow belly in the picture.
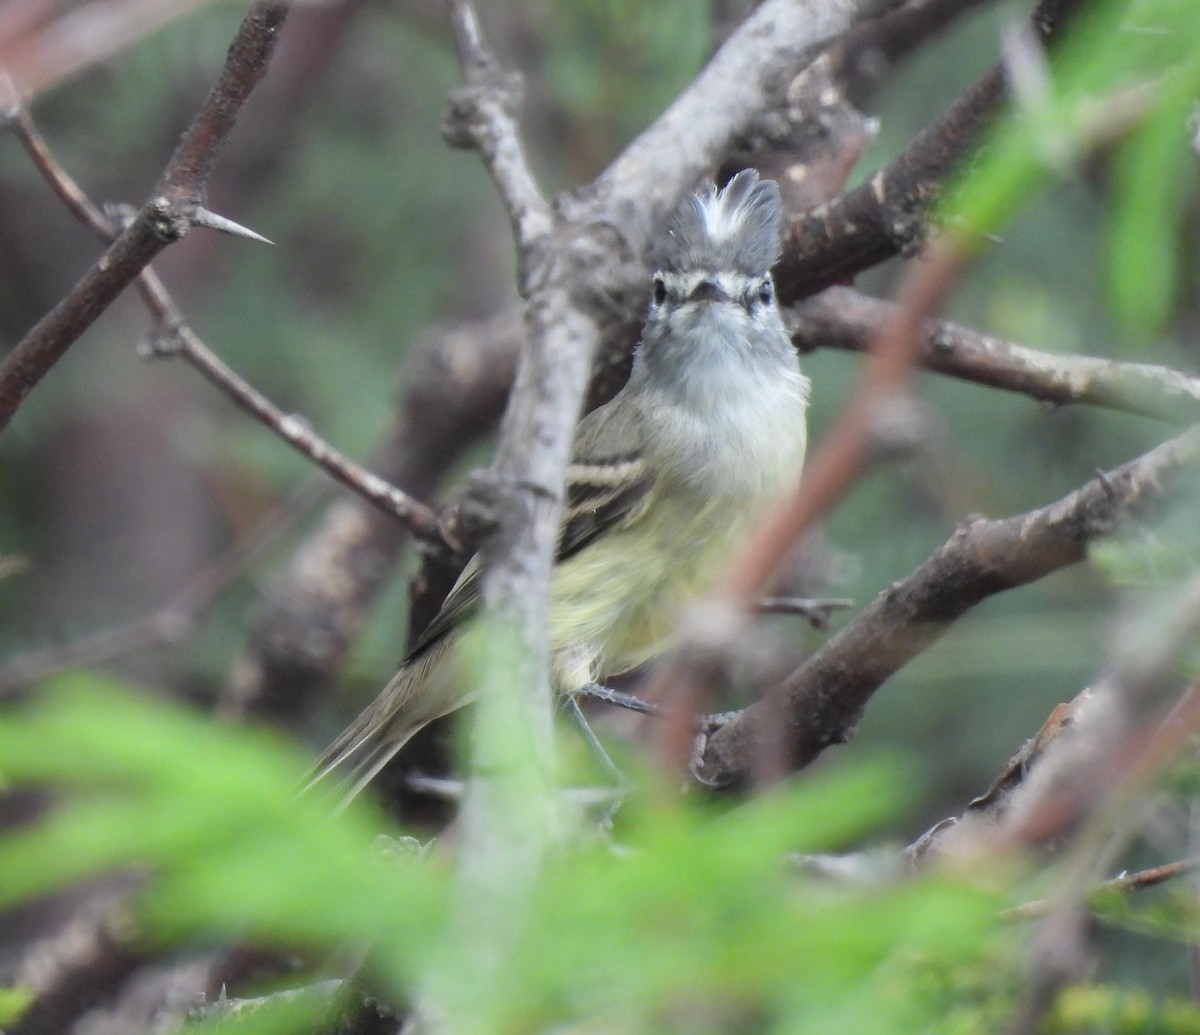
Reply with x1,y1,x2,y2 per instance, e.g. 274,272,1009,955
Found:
545,492,756,691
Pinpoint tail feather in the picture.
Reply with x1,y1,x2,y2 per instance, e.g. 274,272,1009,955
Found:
304,641,466,809
303,707,419,812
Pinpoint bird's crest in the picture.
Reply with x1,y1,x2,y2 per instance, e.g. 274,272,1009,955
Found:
648,169,783,277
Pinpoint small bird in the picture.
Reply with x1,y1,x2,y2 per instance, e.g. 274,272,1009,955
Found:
313,169,810,803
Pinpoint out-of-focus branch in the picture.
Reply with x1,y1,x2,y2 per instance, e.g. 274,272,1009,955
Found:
0,0,219,97
1006,857,1200,923
0,1,289,435
993,586,1200,1035
774,0,1086,303
5,879,150,1035
649,239,967,776
727,0,1001,211
693,423,1200,790
790,286,1200,424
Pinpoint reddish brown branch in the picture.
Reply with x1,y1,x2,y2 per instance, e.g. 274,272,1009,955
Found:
1005,858,1200,922
0,0,218,97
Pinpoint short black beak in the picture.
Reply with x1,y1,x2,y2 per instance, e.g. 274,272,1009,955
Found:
687,278,729,304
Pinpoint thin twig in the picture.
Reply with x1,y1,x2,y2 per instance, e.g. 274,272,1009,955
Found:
1005,858,1200,922
6,103,448,544
0,1,289,435
442,0,551,293
756,596,854,630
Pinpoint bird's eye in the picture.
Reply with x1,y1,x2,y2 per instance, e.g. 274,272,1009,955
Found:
653,277,667,305
757,279,773,305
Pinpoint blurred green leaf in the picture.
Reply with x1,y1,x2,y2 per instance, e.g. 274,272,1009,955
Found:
944,0,1200,334
0,986,35,1026
1106,79,1200,336
0,676,1016,1034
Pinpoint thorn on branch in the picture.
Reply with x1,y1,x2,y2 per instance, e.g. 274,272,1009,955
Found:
192,206,274,245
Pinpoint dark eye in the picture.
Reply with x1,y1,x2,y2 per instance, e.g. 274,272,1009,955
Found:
757,278,773,305
653,278,667,305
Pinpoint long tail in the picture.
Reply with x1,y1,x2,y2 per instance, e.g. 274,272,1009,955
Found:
303,642,464,810
303,705,421,812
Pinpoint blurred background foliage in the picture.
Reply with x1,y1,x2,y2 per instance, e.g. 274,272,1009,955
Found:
1,0,1200,1027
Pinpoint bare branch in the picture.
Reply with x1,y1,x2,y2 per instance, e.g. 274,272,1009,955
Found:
442,0,551,291
790,287,1200,425
0,0,220,97
1006,858,1200,922
833,0,999,105
8,102,447,546
757,596,854,630
694,423,1200,789
0,1,290,436
221,313,519,724
587,0,893,253
3,99,110,232
5,877,146,1035
774,0,1087,302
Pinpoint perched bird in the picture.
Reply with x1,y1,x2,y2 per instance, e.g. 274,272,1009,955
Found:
313,169,810,803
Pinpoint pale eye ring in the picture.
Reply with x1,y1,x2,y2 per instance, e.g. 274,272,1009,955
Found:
653,277,667,305
757,278,773,305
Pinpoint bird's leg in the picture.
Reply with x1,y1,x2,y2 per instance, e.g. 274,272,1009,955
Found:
561,693,624,784
576,681,660,716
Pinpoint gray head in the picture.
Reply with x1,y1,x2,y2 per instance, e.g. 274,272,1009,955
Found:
648,169,783,278
638,170,792,374
633,170,808,496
